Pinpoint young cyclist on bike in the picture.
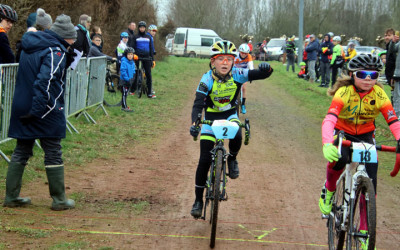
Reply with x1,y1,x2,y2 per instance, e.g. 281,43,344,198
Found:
234,43,254,114
319,54,400,248
189,40,273,218
119,47,136,112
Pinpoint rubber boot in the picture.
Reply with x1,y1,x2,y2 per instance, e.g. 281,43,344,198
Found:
45,166,75,211
3,162,31,207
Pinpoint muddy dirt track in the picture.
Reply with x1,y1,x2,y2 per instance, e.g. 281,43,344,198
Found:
2,75,400,249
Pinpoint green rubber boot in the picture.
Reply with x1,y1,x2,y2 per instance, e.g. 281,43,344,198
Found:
45,166,75,211
3,162,31,207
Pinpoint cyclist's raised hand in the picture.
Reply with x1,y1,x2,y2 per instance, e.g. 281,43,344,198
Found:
323,143,339,163
258,62,271,72
190,125,200,137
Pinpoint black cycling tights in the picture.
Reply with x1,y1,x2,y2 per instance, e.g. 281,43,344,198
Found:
194,130,242,201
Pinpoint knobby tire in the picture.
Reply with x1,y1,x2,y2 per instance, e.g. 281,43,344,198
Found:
328,176,346,250
210,149,223,248
346,176,376,250
136,68,143,98
103,74,122,107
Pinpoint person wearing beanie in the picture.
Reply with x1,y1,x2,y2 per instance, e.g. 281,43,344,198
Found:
26,12,36,29
4,14,77,211
72,14,92,57
35,8,52,31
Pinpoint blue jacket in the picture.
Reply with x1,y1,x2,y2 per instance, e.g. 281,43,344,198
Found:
305,39,319,61
8,30,70,139
132,31,153,59
120,56,136,81
319,34,334,63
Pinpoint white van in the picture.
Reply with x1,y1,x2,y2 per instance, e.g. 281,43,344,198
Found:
172,27,222,58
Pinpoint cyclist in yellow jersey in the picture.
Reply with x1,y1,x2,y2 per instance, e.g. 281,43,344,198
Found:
319,54,400,249
189,40,273,218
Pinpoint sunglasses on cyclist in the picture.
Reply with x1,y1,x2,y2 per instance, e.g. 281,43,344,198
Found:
354,71,379,80
214,55,235,64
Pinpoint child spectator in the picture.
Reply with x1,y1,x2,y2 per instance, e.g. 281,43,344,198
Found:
119,47,136,112
298,62,307,79
379,50,387,65
116,32,129,72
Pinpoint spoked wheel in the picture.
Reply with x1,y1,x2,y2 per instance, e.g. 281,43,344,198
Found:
347,176,376,250
328,177,346,250
136,68,143,98
209,150,223,248
103,74,122,107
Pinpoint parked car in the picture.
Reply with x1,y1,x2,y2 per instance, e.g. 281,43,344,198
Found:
172,27,222,58
165,38,173,54
354,46,384,56
265,38,300,62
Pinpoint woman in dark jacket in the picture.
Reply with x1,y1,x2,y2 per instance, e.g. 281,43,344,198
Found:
0,4,18,64
4,14,77,211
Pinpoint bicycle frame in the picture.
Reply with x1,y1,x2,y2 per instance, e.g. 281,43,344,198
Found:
334,162,370,232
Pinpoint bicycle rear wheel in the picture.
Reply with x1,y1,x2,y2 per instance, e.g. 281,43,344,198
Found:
210,149,223,248
346,176,376,250
103,74,122,107
136,68,143,98
328,176,346,250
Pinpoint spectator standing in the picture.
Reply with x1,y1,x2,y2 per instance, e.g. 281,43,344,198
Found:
389,32,400,114
330,36,345,86
248,40,253,53
305,34,319,83
285,36,296,72
88,34,113,61
147,24,157,68
3,14,77,210
132,21,156,98
0,4,18,64
119,47,136,112
90,26,103,49
73,14,92,57
35,8,52,31
116,32,129,72
126,22,136,48
318,33,334,87
302,38,309,76
385,28,397,87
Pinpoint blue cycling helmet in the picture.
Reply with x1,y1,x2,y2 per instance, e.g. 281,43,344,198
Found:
120,32,129,38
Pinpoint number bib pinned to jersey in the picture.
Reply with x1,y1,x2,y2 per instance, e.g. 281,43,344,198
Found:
211,120,240,139
352,142,377,163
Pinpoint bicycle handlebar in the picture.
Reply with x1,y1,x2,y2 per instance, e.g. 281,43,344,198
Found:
336,130,400,177
192,113,250,144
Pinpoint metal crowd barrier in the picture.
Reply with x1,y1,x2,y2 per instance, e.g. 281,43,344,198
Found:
0,56,108,162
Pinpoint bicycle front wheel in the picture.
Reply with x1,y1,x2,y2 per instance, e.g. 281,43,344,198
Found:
103,74,122,107
210,149,223,248
328,176,346,250
346,176,376,250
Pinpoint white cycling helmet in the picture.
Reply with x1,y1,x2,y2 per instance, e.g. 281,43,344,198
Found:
238,43,250,53
333,36,341,42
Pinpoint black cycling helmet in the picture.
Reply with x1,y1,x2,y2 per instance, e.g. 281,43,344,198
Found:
124,47,135,56
348,54,384,72
138,21,146,28
0,4,18,22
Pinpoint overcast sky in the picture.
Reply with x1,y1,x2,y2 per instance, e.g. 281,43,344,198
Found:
151,0,171,25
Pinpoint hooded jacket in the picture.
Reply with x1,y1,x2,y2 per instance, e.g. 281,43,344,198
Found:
8,30,70,139
319,34,334,63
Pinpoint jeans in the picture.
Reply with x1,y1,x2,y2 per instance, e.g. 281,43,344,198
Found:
320,61,331,86
286,53,295,72
11,138,63,166
393,81,400,116
308,60,316,80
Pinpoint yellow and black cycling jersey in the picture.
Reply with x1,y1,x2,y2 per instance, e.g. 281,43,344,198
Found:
191,65,273,123
327,84,398,135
